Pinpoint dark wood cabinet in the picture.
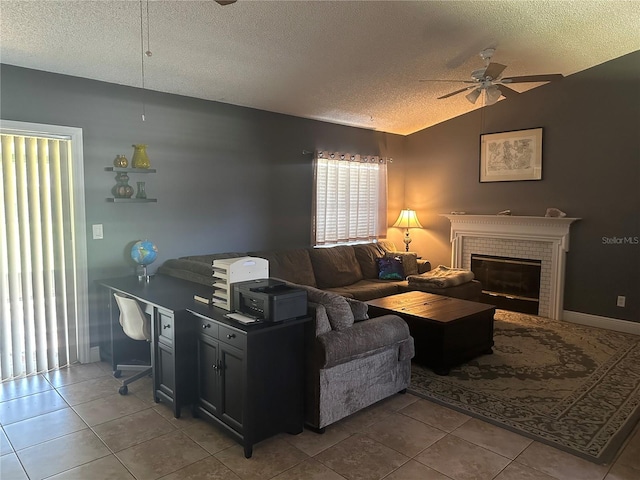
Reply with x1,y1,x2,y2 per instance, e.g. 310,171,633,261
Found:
189,304,308,458
155,341,175,401
152,308,196,418
196,321,245,433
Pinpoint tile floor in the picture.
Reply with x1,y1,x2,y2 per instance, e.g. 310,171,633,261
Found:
1,361,639,480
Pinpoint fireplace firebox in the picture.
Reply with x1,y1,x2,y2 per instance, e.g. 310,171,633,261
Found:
471,254,542,314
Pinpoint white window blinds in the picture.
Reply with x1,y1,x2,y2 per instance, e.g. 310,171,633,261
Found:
313,152,388,246
0,133,80,379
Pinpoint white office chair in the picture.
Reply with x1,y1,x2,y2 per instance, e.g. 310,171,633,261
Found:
113,293,152,395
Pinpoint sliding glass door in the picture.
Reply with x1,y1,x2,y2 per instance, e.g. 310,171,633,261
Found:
0,120,89,380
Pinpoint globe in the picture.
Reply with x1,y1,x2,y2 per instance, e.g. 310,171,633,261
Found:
131,240,158,266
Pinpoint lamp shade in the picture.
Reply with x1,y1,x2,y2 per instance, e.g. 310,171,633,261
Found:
392,209,423,229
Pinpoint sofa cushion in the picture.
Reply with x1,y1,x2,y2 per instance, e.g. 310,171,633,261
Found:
377,257,405,280
352,243,386,279
325,279,403,301
376,240,398,253
249,249,317,287
157,260,213,286
294,284,354,331
161,258,213,278
308,246,363,288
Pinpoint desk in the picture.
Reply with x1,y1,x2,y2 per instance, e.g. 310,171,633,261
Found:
98,274,309,458
99,275,212,418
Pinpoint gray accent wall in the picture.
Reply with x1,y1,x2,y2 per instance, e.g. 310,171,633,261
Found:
1,51,638,342
404,51,639,322
0,64,404,344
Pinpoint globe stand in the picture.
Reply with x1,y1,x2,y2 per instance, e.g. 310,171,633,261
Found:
136,264,150,282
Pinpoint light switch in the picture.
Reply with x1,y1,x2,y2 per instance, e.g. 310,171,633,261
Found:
92,224,104,240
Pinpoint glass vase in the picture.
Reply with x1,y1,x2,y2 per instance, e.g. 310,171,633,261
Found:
131,144,150,169
112,172,134,198
136,181,147,199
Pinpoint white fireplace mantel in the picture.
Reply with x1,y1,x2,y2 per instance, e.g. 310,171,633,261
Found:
440,214,580,320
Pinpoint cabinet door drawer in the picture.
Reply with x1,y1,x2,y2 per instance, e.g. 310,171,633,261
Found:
219,325,246,350
198,317,220,340
157,310,174,347
157,341,175,399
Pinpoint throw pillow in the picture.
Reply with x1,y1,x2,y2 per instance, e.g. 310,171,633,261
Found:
385,251,419,276
377,257,405,280
346,297,369,322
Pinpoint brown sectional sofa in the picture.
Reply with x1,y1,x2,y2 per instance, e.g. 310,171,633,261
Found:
158,240,481,301
157,241,480,430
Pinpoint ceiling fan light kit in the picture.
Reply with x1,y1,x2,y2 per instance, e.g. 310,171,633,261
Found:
465,89,482,104
485,86,502,105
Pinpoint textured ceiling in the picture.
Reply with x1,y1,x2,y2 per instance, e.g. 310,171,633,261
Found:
1,0,639,135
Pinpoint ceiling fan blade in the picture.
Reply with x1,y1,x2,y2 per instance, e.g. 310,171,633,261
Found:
502,74,564,83
497,85,520,98
438,87,472,99
420,79,476,83
483,62,507,80
215,0,237,5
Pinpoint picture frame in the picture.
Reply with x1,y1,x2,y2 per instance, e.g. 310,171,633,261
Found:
480,128,543,182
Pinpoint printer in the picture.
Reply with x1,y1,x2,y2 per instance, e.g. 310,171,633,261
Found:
233,278,307,322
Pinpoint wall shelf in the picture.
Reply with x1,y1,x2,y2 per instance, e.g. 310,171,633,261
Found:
105,167,157,173
106,198,157,203
106,165,157,202
104,167,158,203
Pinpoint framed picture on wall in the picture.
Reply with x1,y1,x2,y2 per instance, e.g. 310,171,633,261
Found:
480,128,543,182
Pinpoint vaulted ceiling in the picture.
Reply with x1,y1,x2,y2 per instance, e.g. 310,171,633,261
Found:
1,1,639,135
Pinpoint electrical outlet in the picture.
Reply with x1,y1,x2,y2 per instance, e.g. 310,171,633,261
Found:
617,296,626,308
92,224,103,240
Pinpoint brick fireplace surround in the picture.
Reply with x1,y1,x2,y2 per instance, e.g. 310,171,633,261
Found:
441,214,579,320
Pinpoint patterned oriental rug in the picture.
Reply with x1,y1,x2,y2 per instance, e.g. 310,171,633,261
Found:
408,310,640,464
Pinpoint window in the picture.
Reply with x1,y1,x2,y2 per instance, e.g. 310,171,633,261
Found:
313,151,388,246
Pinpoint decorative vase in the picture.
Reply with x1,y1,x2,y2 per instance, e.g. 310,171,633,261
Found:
136,181,147,199
112,172,134,198
131,144,150,169
113,154,128,168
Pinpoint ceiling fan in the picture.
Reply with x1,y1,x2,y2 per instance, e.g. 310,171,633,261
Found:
422,48,563,106
215,0,237,5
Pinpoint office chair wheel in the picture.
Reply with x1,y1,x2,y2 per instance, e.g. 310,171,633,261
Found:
113,370,122,378
118,385,128,395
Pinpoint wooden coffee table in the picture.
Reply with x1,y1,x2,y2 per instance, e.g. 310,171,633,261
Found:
366,291,495,375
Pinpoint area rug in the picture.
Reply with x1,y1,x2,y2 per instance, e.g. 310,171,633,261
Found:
408,310,640,464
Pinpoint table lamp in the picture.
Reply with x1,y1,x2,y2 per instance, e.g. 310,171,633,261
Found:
392,209,423,252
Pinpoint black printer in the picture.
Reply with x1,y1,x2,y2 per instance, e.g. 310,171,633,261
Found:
233,278,307,322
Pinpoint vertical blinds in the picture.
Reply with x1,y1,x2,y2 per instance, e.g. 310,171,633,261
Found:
314,152,387,245
0,134,79,380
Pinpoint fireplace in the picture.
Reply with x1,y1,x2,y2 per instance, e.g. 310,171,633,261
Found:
471,254,542,314
441,214,579,320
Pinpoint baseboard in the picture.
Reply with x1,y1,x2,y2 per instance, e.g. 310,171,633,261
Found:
89,346,101,363
563,310,640,335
